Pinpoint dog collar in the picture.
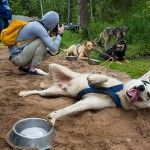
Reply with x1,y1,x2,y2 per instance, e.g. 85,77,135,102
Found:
77,84,124,107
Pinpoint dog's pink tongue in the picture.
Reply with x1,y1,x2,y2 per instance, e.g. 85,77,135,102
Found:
128,88,139,103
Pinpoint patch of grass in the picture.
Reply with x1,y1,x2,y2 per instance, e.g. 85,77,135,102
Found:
61,30,82,49
61,30,149,78
126,43,150,59
100,58,149,78
91,51,149,78
0,42,3,48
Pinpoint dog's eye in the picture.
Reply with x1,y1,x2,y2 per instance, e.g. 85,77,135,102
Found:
147,92,150,99
142,80,150,86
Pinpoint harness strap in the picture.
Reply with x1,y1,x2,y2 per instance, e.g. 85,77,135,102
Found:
77,84,123,107
76,45,80,55
38,20,48,31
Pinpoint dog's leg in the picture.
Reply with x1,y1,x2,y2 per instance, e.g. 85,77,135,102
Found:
78,52,88,60
78,56,88,60
134,101,150,109
104,36,110,49
19,85,64,97
48,96,115,125
98,33,103,47
124,59,130,63
87,74,108,86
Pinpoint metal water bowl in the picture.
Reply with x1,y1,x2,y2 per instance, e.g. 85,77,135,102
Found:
88,58,100,65
6,118,55,150
65,56,78,61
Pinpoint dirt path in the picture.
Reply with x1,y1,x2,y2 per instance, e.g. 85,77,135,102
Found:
0,47,150,150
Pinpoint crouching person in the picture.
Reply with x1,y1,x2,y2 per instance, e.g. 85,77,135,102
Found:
9,11,64,76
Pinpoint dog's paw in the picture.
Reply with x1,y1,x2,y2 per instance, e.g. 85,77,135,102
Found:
19,91,29,97
87,74,108,85
116,61,122,64
48,112,56,126
125,59,130,63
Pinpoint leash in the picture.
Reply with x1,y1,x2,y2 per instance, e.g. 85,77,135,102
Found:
90,48,115,74
96,48,120,63
90,48,122,73
77,84,123,107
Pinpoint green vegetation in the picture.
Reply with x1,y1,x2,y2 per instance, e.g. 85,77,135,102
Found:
62,30,149,78
7,0,150,77
61,30,81,48
102,59,150,78
0,43,3,48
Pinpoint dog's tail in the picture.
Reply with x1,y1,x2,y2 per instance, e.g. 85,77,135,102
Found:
63,49,67,52
63,47,71,53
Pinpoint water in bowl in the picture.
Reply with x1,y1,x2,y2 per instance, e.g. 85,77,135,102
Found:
20,127,47,138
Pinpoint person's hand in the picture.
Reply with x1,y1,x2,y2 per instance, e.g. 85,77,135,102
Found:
58,24,64,35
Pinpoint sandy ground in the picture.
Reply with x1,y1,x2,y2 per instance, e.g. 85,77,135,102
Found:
0,47,150,150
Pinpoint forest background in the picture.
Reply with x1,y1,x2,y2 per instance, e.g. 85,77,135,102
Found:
9,0,150,77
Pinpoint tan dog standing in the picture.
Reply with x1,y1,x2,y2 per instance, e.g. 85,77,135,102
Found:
66,41,96,60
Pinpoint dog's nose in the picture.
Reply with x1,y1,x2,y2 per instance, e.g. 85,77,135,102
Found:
137,85,145,92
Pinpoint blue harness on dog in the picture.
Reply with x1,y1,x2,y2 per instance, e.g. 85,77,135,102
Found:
77,84,124,107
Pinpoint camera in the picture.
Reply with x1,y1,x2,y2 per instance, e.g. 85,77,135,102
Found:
50,23,63,36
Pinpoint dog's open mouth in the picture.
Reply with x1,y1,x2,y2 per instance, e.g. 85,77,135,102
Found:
127,87,141,103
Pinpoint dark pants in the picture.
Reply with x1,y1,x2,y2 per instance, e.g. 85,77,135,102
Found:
0,17,9,32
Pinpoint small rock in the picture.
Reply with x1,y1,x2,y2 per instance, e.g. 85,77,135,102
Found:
126,138,131,142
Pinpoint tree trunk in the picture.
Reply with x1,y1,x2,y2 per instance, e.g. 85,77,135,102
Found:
67,0,71,25
89,0,93,22
78,0,90,39
40,0,43,17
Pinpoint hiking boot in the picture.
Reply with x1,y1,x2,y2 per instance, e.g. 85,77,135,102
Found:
18,67,43,76
18,67,29,74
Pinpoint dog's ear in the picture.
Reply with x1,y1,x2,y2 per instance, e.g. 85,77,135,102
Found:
49,63,80,82
140,71,150,82
84,41,87,46
92,41,97,47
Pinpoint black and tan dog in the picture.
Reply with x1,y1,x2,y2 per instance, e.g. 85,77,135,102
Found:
103,38,127,61
97,26,128,49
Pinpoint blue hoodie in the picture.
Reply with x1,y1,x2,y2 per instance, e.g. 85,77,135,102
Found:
10,11,62,57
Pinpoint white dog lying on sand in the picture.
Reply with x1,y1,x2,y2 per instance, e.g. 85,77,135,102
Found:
19,64,150,125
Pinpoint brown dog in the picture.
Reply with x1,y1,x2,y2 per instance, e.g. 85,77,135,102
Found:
66,41,96,60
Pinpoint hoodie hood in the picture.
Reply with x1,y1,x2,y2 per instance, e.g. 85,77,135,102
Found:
40,11,59,30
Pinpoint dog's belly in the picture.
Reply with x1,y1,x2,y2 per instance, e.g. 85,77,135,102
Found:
72,48,79,56
83,93,116,106
102,77,122,87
